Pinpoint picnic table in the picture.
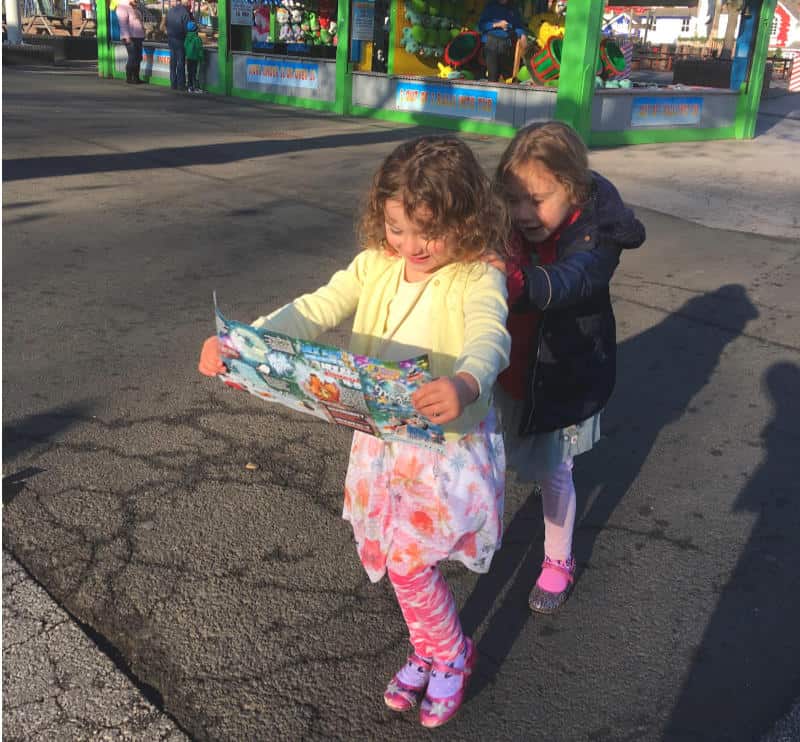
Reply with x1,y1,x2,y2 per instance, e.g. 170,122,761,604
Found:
22,13,70,35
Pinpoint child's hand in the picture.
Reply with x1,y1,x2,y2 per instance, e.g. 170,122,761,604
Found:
411,373,479,425
198,335,227,376
483,253,508,275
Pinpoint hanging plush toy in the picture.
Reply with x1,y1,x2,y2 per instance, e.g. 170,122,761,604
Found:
252,3,270,45
290,7,303,42
277,6,292,42
528,11,564,50
319,14,332,44
308,12,320,43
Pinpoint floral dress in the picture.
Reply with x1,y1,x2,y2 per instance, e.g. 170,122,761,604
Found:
343,411,505,583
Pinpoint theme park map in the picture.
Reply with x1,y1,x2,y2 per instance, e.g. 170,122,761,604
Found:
214,302,446,451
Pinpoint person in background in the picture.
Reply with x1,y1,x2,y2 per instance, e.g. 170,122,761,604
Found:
165,0,191,90
184,20,205,93
117,0,145,85
478,0,527,83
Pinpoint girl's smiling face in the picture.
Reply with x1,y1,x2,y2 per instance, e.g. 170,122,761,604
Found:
506,161,575,243
384,198,450,281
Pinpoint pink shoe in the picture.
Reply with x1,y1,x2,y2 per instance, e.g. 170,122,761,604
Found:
419,637,476,728
529,554,576,614
383,651,431,712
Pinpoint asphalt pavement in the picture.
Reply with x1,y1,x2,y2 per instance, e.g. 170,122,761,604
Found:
3,66,800,741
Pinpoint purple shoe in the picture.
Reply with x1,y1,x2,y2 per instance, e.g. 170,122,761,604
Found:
419,637,476,728
384,651,431,712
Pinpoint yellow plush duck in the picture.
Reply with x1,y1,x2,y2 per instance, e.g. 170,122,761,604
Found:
528,11,564,49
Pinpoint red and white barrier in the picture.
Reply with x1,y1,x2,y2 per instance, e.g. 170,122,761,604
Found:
789,57,800,92
620,36,633,80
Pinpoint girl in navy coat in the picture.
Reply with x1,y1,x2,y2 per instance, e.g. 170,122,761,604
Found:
493,121,646,613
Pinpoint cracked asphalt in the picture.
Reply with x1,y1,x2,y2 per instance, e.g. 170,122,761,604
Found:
3,553,188,740
3,67,800,740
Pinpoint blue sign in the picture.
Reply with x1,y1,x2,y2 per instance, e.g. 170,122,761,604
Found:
395,82,497,121
631,96,703,127
352,0,375,42
246,58,320,89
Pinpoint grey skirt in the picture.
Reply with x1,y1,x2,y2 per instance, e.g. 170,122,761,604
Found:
494,385,601,483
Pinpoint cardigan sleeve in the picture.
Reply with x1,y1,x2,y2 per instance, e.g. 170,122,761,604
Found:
251,252,368,340
453,265,510,403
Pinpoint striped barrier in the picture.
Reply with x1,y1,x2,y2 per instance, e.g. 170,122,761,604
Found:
789,56,800,92
621,37,633,80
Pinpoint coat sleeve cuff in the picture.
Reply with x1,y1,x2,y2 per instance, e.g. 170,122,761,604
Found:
522,264,552,309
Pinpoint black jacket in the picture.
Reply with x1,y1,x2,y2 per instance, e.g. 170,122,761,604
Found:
166,4,191,39
514,173,646,435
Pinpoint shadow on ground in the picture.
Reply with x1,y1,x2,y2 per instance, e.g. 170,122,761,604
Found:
665,360,800,739
459,285,798,739
2,127,437,182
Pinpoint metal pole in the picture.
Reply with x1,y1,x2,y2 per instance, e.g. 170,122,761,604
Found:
5,0,24,44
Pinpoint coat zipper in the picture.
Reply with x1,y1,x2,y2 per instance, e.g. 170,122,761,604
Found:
522,315,545,434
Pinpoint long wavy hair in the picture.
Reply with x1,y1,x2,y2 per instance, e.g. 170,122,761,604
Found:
358,136,511,262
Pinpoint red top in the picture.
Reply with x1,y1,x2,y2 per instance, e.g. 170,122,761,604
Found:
498,209,581,400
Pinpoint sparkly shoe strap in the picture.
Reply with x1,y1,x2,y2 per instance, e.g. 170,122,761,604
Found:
541,555,576,584
430,640,473,676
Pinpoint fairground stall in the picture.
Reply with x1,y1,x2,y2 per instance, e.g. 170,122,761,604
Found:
103,0,223,92
96,0,780,144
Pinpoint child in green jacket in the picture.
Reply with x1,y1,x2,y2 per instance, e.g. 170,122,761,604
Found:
184,21,204,93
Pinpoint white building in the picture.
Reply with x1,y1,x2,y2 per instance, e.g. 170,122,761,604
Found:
769,1,800,50
603,2,799,60
604,3,734,45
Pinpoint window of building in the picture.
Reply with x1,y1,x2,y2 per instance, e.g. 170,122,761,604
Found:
231,0,340,58
681,17,690,33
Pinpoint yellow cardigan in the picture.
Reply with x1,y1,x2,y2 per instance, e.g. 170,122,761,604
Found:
253,249,510,441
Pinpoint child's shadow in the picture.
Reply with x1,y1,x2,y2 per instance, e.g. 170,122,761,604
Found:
459,284,759,696
666,361,800,740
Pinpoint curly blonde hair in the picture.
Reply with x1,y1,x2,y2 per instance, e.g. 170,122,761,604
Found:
358,136,511,262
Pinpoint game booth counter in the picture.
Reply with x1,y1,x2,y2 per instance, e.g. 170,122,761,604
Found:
96,0,780,144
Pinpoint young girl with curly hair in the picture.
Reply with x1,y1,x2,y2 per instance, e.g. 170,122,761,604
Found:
199,136,511,728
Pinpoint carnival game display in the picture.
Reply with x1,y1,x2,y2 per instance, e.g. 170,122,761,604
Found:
399,0,480,62
528,27,628,87
258,0,337,49
530,35,563,84
528,10,564,49
440,30,482,79
599,38,625,78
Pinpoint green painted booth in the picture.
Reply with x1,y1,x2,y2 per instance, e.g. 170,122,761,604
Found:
96,0,778,145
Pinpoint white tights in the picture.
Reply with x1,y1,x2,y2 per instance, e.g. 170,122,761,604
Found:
540,458,577,561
